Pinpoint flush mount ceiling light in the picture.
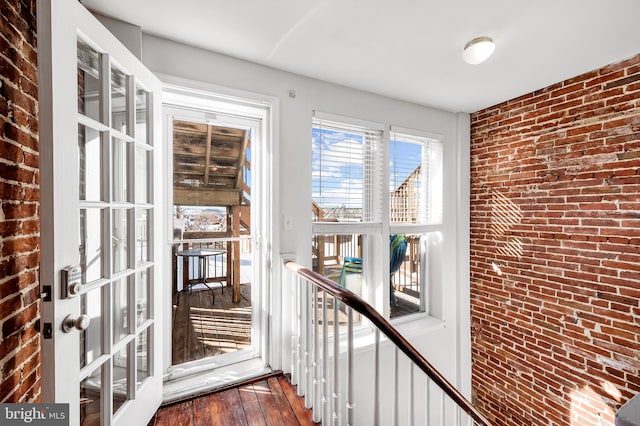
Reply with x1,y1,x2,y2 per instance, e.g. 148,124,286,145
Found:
462,36,495,65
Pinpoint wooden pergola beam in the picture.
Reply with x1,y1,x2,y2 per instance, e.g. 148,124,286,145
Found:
173,188,241,206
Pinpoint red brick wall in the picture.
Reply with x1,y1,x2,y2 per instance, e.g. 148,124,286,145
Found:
470,54,640,425
0,0,41,402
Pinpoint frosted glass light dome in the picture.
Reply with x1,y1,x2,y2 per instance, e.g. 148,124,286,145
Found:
462,36,495,65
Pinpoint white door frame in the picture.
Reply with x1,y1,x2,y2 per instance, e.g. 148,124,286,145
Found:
158,75,280,387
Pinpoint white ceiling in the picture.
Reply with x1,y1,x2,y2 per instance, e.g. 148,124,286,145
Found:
80,0,640,113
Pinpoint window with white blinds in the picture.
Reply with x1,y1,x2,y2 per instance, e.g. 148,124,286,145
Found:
312,116,445,321
389,130,443,225
312,113,384,223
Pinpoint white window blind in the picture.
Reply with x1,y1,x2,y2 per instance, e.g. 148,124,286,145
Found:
312,114,384,223
389,130,443,225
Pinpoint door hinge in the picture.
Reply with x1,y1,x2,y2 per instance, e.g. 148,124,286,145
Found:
43,323,53,339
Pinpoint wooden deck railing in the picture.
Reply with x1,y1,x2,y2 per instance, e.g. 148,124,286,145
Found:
283,259,491,426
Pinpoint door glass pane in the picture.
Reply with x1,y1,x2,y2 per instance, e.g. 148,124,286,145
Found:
170,115,256,366
135,147,149,203
135,208,149,264
111,66,128,134
79,125,102,201
136,327,150,388
80,286,103,369
113,277,129,344
136,269,149,325
77,39,101,123
112,137,130,203
80,366,102,426
80,208,104,284
112,209,129,273
112,344,129,414
135,86,148,144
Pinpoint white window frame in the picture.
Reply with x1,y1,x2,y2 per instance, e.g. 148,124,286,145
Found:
311,114,445,321
388,126,444,320
312,111,384,316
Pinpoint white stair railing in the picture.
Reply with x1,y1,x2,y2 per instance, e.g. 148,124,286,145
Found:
284,259,492,426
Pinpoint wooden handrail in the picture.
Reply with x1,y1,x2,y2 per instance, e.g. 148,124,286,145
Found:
284,259,492,426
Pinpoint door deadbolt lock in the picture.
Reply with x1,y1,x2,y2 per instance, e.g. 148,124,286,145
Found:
62,314,90,333
61,265,82,299
68,282,81,296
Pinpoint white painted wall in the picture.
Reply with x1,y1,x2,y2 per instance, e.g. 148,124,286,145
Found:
138,33,471,418
93,13,142,59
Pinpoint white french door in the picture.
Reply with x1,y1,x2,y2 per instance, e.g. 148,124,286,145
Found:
39,1,163,425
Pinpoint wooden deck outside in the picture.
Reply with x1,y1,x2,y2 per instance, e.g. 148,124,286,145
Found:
320,264,420,318
148,374,315,426
172,283,252,365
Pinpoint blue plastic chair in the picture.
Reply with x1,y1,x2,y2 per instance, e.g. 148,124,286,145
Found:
336,234,407,306
338,257,363,287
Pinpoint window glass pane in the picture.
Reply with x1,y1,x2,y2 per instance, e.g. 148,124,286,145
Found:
80,208,103,283
135,86,149,144
80,286,103,368
312,127,363,220
313,233,365,326
80,366,102,426
112,277,129,344
390,132,443,225
77,39,101,123
79,125,102,201
112,137,130,203
313,233,363,296
312,118,383,223
111,66,128,134
135,146,149,203
112,208,130,273
390,137,423,223
390,233,423,318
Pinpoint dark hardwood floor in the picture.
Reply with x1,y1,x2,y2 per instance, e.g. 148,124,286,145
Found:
148,374,315,426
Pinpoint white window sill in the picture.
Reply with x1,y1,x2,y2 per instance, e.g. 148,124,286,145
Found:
347,315,446,356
